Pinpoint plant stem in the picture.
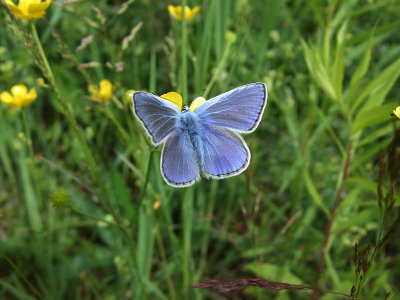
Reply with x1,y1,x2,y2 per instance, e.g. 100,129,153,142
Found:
203,42,232,99
21,109,35,163
179,2,193,298
21,109,43,232
312,138,353,299
30,22,115,214
31,22,55,83
181,0,188,102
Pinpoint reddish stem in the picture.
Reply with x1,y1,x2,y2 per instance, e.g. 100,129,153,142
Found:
312,139,353,299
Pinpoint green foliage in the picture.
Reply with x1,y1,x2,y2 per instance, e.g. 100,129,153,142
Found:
1,0,400,299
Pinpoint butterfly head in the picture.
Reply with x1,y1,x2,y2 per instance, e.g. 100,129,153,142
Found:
189,96,206,112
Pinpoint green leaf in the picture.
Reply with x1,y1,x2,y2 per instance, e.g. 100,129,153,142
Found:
358,124,392,146
347,177,377,195
303,169,330,217
301,40,337,101
350,139,391,172
332,20,347,103
245,263,303,284
351,57,400,114
334,208,379,233
351,101,396,134
347,34,372,105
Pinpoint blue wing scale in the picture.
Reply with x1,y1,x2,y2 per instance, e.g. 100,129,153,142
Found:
199,126,250,178
161,133,200,187
132,92,181,145
195,82,267,133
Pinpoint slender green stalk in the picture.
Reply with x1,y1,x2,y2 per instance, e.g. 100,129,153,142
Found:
31,22,55,84
2,255,44,299
20,109,43,233
179,1,194,298
312,138,353,299
203,42,232,99
182,187,194,299
139,151,154,202
181,0,188,102
155,217,177,300
134,151,155,298
30,22,115,215
21,109,35,163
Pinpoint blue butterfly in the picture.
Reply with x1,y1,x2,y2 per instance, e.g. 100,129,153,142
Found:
132,82,268,188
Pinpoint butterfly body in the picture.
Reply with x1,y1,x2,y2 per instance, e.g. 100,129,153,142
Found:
132,82,268,187
175,109,204,167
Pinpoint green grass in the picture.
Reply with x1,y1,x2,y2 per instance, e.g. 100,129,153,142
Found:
1,0,400,299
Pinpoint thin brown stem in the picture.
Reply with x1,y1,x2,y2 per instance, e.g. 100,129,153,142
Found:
312,138,353,299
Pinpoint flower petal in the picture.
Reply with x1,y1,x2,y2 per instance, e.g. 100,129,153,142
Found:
189,96,206,111
11,84,28,97
27,0,52,19
0,91,14,104
20,88,36,107
189,6,200,20
4,0,27,18
161,92,182,110
27,87,38,101
392,106,400,119
168,5,182,20
99,79,112,101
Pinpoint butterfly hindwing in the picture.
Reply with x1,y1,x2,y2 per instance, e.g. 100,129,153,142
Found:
199,125,250,178
161,132,200,187
195,82,267,133
132,92,181,145
132,83,268,187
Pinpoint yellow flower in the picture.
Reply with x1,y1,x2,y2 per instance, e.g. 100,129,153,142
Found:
0,84,37,108
88,79,113,102
168,5,200,21
189,96,206,111
161,91,182,110
392,106,400,119
5,0,52,20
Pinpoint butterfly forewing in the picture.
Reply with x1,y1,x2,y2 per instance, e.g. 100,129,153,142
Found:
132,83,268,187
161,133,200,187
132,92,181,145
200,126,250,178
195,82,267,133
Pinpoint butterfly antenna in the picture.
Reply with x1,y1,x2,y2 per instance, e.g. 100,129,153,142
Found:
200,87,207,96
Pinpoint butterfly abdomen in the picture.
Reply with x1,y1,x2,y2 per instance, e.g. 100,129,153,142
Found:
177,111,204,167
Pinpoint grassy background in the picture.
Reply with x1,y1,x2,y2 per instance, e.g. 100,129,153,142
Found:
1,0,400,299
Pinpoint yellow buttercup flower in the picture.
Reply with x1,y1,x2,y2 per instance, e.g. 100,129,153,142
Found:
161,91,182,110
88,79,113,102
189,96,206,111
168,5,200,21
392,106,400,119
0,84,37,108
5,0,52,19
